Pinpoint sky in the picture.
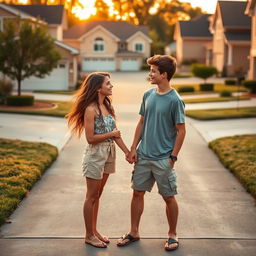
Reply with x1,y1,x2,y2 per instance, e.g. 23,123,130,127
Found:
179,0,247,14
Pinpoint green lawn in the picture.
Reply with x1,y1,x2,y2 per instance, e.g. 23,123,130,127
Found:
174,83,248,94
209,135,256,198
186,106,256,120
183,96,250,104
0,100,72,117
33,90,75,95
0,138,58,225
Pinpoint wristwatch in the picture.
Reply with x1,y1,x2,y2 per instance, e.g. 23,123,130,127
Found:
170,154,177,162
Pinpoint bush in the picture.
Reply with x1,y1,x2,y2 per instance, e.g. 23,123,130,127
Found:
0,79,13,96
220,90,232,97
191,64,218,83
178,86,195,93
141,64,150,71
199,83,214,91
225,79,236,85
6,95,34,106
242,80,256,93
181,58,198,65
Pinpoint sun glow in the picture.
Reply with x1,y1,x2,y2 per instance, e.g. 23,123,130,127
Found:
71,0,96,19
71,0,115,20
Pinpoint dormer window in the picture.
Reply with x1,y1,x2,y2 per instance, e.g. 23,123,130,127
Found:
94,37,104,52
134,42,143,52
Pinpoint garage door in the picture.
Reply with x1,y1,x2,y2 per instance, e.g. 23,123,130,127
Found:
121,58,139,71
21,63,69,91
82,58,116,71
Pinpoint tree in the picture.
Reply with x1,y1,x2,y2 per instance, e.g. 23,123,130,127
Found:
0,20,61,96
94,0,110,19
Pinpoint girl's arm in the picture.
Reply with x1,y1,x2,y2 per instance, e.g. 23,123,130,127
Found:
114,137,129,155
84,106,120,144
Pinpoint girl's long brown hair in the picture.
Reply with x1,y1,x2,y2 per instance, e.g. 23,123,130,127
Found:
66,72,115,137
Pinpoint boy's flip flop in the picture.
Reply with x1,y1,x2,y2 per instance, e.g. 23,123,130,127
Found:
164,238,179,251
116,234,140,247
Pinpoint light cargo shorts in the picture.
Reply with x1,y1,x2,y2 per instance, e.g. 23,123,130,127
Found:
131,158,177,197
82,141,116,180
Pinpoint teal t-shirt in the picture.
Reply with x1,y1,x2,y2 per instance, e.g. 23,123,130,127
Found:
137,88,185,160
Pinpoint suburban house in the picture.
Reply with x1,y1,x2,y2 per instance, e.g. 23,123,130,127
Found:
63,20,152,72
0,4,79,91
245,0,256,79
210,1,251,77
174,14,213,69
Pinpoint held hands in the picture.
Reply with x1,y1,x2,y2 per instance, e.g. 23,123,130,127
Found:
125,148,137,164
111,128,121,138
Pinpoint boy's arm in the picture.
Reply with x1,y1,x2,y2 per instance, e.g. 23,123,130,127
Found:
169,123,186,166
129,115,144,162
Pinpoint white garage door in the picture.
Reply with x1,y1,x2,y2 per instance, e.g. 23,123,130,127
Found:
21,63,69,91
82,58,116,72
121,58,139,71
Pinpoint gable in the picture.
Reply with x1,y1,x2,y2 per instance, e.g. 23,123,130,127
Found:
80,24,119,42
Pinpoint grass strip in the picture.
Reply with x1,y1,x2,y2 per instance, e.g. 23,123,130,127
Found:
0,138,58,225
0,100,72,117
209,134,256,198
174,83,248,93
183,96,250,104
33,90,75,95
186,106,256,120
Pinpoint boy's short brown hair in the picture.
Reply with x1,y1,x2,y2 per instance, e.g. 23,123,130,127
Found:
147,55,177,81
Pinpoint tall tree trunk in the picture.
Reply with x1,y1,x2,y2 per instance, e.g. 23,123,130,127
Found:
17,79,21,96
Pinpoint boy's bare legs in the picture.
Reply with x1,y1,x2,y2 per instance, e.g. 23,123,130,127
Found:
163,195,179,250
117,190,145,245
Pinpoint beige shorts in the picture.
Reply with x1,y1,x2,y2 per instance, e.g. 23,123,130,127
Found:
82,141,116,180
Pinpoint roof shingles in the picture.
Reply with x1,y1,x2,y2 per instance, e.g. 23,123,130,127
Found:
179,14,212,38
9,4,64,25
63,20,149,40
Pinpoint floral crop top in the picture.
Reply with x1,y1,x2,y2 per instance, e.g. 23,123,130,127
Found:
94,115,115,141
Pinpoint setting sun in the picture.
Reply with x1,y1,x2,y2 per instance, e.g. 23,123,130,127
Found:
71,0,96,19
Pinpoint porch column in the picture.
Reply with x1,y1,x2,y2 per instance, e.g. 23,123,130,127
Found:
73,56,78,87
227,44,233,66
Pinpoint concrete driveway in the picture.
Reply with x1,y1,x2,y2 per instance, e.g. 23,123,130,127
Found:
0,72,255,256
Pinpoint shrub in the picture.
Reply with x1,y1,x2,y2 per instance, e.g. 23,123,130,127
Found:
220,90,232,97
0,79,13,96
199,83,214,91
242,80,256,93
191,64,218,83
178,86,195,93
225,79,236,85
6,95,34,106
141,64,150,71
181,58,198,65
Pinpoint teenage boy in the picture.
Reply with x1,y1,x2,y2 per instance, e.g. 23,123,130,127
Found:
117,55,186,251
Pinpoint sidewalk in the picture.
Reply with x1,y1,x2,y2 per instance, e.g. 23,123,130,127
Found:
0,111,256,256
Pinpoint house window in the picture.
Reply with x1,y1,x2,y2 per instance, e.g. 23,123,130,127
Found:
94,37,104,52
135,43,143,52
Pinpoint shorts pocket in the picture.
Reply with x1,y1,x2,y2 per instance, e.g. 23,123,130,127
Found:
168,170,177,191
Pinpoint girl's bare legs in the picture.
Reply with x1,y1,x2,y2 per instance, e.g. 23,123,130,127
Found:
92,173,110,243
83,176,107,247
